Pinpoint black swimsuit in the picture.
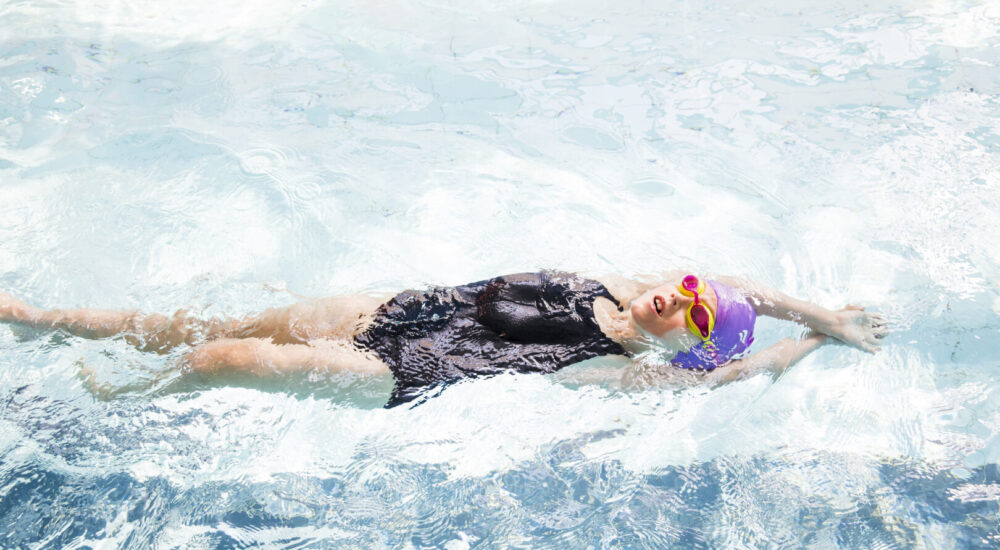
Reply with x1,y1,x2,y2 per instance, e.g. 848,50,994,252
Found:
354,271,627,407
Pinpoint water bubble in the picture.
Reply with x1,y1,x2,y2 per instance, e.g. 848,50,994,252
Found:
238,146,291,175
183,64,224,86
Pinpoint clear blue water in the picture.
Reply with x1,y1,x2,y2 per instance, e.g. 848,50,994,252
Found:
2,0,999,547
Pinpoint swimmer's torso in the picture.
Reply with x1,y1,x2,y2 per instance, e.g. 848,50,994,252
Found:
353,272,627,406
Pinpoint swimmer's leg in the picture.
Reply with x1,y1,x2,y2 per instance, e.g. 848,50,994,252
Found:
180,337,389,377
0,290,233,353
0,291,385,352
228,295,385,345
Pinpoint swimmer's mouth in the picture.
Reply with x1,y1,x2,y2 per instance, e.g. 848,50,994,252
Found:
653,295,664,316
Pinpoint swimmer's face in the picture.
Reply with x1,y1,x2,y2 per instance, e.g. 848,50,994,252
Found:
629,281,714,349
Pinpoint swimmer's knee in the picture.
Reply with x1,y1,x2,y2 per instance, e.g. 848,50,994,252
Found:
146,309,215,349
182,341,231,375
181,339,268,375
169,309,201,344
127,311,192,352
180,345,213,375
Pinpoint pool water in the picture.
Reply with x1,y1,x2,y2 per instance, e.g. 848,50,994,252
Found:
1,0,999,547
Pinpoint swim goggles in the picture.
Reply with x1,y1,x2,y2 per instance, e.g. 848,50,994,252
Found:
677,275,715,341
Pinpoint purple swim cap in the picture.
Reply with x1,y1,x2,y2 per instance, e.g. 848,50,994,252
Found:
671,280,756,370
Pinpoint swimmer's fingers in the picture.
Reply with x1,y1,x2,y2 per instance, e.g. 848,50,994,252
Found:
862,330,885,352
867,313,889,341
860,339,882,353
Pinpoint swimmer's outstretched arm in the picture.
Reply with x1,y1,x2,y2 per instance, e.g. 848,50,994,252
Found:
620,331,831,389
704,332,829,384
715,276,889,353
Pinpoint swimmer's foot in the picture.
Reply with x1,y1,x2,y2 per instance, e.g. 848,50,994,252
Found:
0,291,41,324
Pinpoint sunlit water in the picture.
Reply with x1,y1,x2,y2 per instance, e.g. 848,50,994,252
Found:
1,0,999,547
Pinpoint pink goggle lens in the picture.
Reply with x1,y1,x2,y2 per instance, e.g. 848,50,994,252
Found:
690,304,711,337
682,275,700,292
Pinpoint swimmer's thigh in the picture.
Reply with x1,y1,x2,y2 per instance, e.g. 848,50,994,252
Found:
225,295,387,344
182,338,390,377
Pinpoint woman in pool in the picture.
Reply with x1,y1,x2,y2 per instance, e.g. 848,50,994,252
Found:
0,270,887,405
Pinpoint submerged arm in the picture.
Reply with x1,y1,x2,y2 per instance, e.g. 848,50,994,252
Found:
705,332,829,384
714,276,888,353
619,332,829,389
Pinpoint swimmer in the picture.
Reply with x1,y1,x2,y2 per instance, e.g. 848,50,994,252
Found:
0,270,888,406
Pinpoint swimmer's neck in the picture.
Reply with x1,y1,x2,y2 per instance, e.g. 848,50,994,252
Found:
592,297,654,354
593,297,699,357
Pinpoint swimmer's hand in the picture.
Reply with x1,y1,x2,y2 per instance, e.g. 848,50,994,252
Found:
717,277,887,354
823,305,888,353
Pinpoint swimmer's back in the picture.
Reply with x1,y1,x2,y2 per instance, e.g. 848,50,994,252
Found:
354,271,626,406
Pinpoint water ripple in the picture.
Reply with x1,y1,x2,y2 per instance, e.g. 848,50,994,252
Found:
2,0,1000,547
